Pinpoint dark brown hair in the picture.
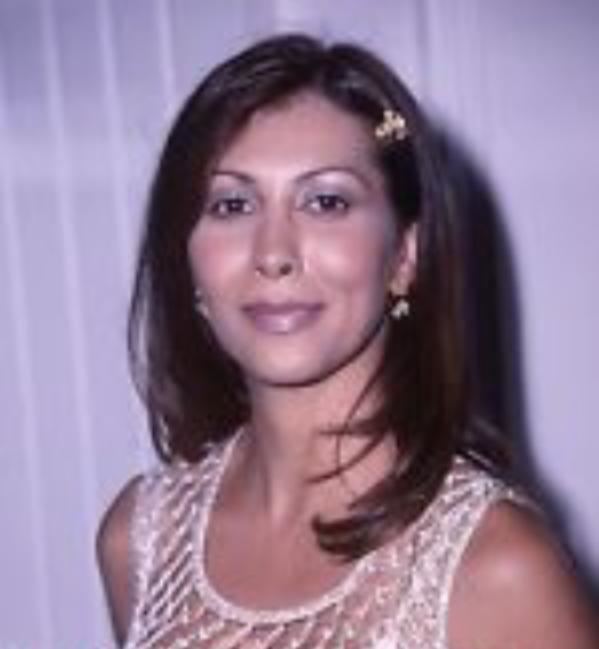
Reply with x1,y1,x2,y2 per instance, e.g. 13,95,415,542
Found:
129,33,509,558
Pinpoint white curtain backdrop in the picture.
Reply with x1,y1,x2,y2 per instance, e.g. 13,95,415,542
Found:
0,0,597,646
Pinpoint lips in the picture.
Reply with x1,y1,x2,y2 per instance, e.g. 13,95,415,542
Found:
242,301,324,334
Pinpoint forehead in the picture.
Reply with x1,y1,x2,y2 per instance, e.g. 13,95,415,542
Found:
215,92,378,174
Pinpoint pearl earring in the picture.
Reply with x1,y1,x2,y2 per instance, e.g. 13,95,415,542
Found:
193,288,209,318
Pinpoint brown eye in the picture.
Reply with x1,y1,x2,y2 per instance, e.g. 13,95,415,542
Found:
305,193,350,215
206,196,253,218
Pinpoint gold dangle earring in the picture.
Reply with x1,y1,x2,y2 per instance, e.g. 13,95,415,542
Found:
390,295,410,320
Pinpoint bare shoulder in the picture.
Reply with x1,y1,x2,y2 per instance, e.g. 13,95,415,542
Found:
97,475,144,645
449,499,598,649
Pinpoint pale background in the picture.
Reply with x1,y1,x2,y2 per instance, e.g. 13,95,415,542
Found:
0,0,597,646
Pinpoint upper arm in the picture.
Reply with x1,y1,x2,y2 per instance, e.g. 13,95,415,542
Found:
96,475,143,646
448,500,598,649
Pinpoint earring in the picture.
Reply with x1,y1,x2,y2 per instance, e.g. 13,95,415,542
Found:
391,296,410,320
193,288,208,318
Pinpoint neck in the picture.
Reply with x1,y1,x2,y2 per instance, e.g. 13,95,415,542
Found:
232,360,395,528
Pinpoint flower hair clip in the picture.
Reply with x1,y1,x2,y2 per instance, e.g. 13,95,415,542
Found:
375,109,409,143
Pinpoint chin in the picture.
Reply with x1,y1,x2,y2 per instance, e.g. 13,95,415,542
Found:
241,345,373,392
245,359,333,389
229,321,388,392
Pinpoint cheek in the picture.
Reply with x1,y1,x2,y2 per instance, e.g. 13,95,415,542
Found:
306,227,394,302
187,228,244,300
187,233,245,352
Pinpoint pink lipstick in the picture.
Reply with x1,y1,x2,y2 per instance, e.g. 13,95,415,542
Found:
242,302,324,334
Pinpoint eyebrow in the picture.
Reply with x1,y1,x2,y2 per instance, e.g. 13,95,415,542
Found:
210,165,374,190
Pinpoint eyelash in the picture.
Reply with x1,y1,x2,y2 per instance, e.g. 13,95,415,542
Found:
205,191,352,219
205,196,253,218
303,193,351,215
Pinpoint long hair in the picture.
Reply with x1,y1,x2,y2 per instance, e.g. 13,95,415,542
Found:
129,33,510,558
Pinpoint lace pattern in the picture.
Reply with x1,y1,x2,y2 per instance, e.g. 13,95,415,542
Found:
124,440,518,649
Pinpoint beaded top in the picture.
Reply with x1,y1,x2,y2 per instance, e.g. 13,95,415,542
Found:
124,438,517,649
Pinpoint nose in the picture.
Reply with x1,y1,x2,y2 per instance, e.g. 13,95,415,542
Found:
252,212,301,279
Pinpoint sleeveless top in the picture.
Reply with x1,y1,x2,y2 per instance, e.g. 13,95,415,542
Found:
123,437,519,649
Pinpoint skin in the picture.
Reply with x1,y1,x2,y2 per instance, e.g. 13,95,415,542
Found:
97,92,598,646
187,92,415,520
184,92,416,608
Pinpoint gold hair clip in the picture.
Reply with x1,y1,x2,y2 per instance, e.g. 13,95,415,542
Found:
375,109,408,142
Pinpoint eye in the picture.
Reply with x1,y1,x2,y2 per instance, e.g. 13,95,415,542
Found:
304,192,350,215
205,195,253,218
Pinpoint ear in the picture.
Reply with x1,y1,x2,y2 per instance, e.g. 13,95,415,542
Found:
389,223,418,296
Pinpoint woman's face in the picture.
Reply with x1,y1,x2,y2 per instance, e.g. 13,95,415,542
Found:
188,92,416,391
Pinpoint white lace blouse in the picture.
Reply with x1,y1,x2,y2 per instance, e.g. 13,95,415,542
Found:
123,437,518,649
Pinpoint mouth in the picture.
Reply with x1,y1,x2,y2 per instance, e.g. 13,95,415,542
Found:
241,301,324,335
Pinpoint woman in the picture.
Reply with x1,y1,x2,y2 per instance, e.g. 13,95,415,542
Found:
97,34,597,648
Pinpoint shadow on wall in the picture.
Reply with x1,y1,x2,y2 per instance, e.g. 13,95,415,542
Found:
437,127,599,608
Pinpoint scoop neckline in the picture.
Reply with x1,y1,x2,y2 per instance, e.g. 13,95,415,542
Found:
192,432,374,625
